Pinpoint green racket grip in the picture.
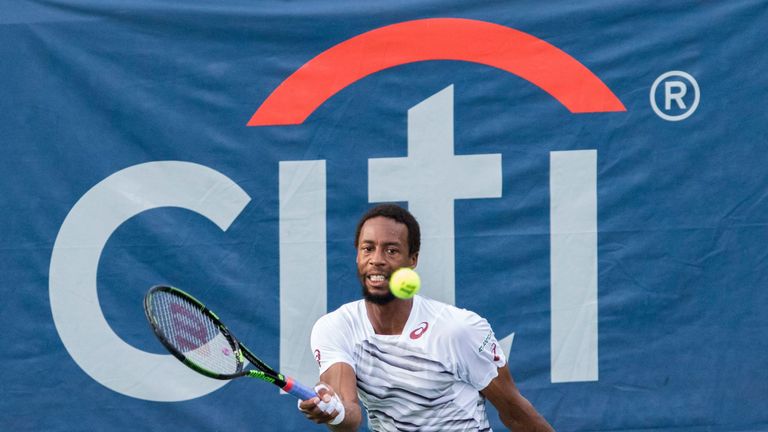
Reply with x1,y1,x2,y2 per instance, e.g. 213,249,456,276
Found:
246,371,316,400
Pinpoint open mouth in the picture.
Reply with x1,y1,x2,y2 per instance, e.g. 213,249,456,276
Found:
367,273,389,288
361,272,397,305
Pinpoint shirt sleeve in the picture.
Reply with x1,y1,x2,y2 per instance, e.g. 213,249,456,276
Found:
310,311,356,376
450,309,507,390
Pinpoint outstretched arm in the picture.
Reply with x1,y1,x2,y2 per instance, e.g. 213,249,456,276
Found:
298,362,362,431
481,365,554,431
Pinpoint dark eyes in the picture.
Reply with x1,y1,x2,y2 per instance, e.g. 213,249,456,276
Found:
359,246,399,255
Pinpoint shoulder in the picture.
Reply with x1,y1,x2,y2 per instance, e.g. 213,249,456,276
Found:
420,296,488,326
311,300,366,352
314,299,365,332
418,296,492,338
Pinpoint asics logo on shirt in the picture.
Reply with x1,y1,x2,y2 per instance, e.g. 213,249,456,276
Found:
491,343,500,362
409,321,430,340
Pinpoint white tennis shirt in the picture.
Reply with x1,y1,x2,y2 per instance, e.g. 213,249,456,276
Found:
311,295,506,431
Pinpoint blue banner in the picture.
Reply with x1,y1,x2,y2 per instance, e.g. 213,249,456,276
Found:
2,1,767,430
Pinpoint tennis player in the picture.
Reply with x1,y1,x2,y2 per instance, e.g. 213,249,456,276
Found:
298,204,554,431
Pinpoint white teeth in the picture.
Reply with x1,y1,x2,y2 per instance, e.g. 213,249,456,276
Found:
369,275,386,282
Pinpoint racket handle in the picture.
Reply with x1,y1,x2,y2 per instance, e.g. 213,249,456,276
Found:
282,377,317,400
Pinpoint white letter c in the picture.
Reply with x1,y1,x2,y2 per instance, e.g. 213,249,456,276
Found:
49,161,250,401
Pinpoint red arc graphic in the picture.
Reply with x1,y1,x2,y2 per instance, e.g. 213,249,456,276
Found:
249,18,625,126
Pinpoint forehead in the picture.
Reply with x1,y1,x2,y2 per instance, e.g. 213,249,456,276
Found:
358,216,409,244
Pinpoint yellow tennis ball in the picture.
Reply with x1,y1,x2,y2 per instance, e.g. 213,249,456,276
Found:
389,268,421,299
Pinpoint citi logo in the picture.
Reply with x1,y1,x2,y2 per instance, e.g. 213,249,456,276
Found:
409,322,430,340
49,17,623,402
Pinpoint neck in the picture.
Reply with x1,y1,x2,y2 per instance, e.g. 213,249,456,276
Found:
365,297,414,335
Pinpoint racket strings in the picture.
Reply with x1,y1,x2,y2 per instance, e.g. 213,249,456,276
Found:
150,291,240,375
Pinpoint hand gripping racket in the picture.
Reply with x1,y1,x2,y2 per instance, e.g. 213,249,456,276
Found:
143,285,316,400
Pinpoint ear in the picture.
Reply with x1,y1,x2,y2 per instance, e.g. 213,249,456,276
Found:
409,252,419,268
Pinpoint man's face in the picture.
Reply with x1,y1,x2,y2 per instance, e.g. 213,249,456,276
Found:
356,216,418,304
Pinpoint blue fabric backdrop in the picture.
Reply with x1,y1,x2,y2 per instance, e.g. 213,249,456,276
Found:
1,1,767,430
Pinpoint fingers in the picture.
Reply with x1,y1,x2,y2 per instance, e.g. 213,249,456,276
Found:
325,396,345,425
297,384,345,425
313,384,338,414
314,385,345,426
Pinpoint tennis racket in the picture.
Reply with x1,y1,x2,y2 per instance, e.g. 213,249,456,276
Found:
143,285,316,400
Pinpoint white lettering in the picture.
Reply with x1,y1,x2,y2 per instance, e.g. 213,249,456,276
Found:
368,85,502,305
279,160,327,391
49,161,250,401
664,81,688,110
650,71,700,121
550,150,599,383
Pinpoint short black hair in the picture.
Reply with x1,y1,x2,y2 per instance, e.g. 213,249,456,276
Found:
354,204,421,256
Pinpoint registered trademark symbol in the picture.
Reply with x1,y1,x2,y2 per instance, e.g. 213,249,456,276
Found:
650,71,700,121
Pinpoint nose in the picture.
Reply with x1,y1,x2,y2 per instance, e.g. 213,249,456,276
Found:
369,248,386,266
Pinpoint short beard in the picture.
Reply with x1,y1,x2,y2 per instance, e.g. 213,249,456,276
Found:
360,275,396,305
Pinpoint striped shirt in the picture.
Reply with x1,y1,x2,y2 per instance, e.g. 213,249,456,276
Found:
311,295,506,431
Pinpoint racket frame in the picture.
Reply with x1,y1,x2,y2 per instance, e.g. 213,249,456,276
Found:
144,285,315,400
